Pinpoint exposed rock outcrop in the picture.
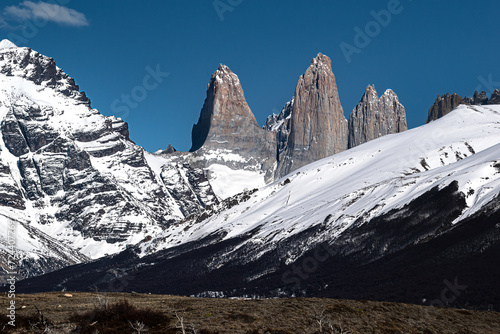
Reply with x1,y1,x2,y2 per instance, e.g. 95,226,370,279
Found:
488,89,500,105
156,144,177,155
0,41,90,106
190,64,276,180
264,98,293,162
472,90,488,105
426,93,463,123
273,54,348,178
426,90,500,123
0,40,219,277
348,85,407,149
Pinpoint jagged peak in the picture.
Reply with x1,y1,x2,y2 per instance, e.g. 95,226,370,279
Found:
473,90,487,98
155,144,177,155
310,53,332,70
217,63,230,72
381,88,398,99
211,63,240,87
359,84,379,102
435,92,461,101
0,39,18,50
366,84,377,93
0,41,90,106
489,89,500,104
190,62,261,153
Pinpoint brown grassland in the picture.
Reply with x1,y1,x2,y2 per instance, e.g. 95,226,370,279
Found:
1,292,499,333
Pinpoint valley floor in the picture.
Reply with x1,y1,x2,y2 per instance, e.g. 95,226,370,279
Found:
1,292,499,333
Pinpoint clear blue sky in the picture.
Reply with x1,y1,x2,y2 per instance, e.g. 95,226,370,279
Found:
1,0,499,152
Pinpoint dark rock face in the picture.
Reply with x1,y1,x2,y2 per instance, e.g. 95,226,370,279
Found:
487,89,500,105
472,90,488,105
274,54,348,178
190,64,276,180
348,85,407,148
0,47,90,105
0,160,25,209
162,144,177,154
1,110,30,156
190,64,270,154
427,90,500,123
160,162,219,217
1,99,177,242
0,42,218,277
264,98,293,162
426,93,463,123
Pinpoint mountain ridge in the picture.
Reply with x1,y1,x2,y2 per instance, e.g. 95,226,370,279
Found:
1,40,498,311
426,89,500,123
18,104,500,310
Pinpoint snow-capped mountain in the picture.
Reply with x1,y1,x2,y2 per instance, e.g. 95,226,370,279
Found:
19,104,500,309
0,41,220,278
2,39,499,309
140,103,500,254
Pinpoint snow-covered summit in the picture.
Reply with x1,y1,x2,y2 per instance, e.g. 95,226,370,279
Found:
0,43,220,279
18,103,500,306
0,39,18,50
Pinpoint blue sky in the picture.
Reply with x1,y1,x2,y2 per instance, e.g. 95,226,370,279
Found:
0,0,499,152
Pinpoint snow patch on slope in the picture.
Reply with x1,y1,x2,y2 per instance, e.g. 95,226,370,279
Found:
206,164,266,199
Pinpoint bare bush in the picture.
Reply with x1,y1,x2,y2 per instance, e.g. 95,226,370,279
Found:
311,305,351,334
129,320,149,333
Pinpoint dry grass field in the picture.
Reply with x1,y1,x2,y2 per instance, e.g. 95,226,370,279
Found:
1,292,499,333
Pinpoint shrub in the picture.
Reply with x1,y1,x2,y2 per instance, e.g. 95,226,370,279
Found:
70,299,171,333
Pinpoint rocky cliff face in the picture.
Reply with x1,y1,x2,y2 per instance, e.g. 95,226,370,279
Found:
426,90,500,123
22,104,500,311
274,54,348,178
0,41,218,278
190,64,276,181
0,43,90,106
263,98,293,163
426,93,463,123
488,89,500,104
348,85,407,148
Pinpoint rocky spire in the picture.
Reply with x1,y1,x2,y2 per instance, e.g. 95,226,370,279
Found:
275,53,348,178
190,64,276,179
348,85,407,148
